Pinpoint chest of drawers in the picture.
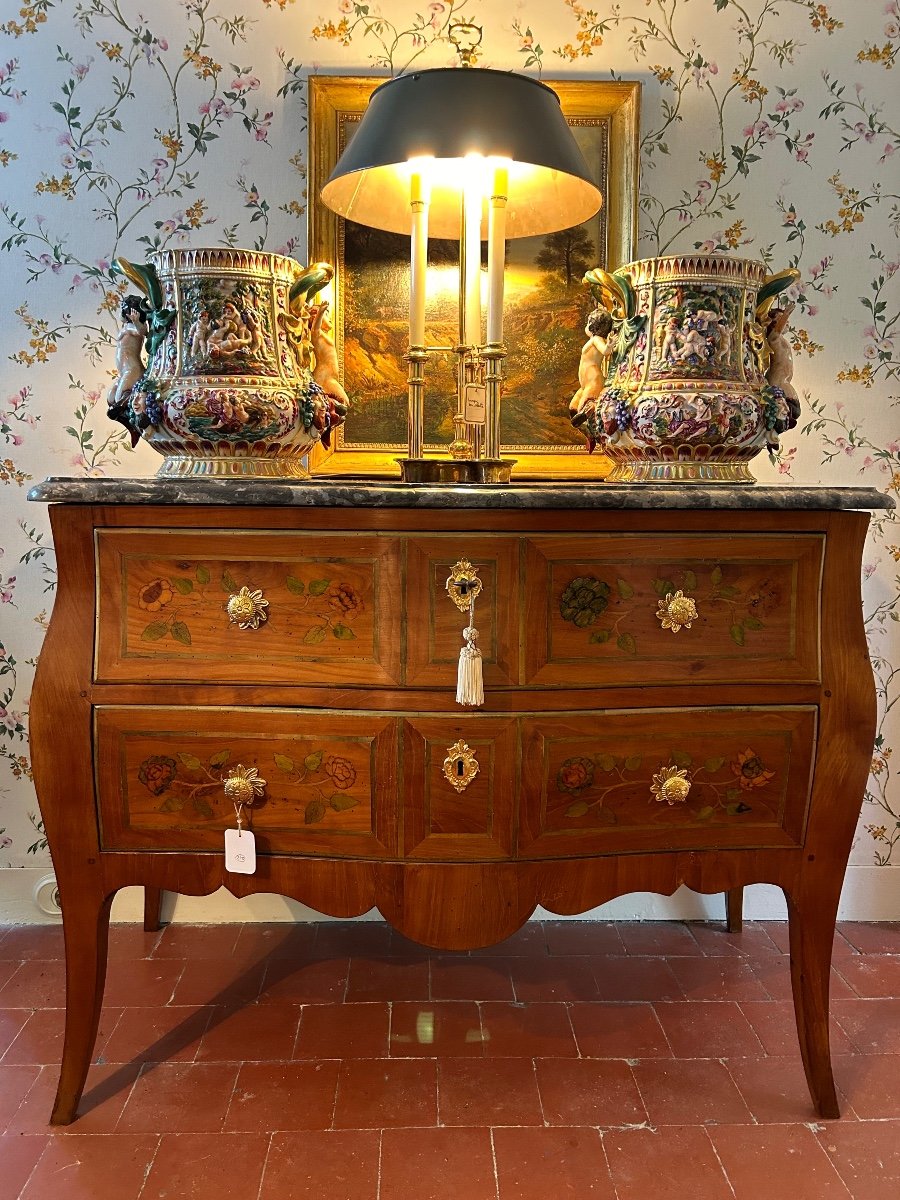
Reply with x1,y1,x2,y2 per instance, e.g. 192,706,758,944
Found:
28,478,891,1124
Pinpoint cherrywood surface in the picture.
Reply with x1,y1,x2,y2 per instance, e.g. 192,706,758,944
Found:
29,499,877,1125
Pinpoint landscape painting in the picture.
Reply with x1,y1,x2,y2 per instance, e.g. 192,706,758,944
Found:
308,77,640,477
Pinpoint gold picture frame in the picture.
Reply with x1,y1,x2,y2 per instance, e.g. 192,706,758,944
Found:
308,75,640,479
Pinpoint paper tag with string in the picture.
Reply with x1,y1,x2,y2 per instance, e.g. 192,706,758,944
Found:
463,383,487,425
224,802,256,874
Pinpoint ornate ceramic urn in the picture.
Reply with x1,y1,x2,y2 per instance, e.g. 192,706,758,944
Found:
570,254,800,483
106,247,348,477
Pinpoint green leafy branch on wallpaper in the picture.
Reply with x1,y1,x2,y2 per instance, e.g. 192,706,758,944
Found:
510,0,838,253
820,74,899,159
0,642,32,785
17,521,57,594
310,0,476,74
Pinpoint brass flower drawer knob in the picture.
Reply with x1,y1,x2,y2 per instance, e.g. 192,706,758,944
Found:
656,589,698,633
651,765,691,805
226,586,269,630
222,764,266,806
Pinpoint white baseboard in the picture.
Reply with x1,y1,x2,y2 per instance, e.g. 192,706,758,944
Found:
1,865,897,925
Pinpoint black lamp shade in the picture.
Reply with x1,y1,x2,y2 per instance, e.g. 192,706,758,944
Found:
320,68,603,239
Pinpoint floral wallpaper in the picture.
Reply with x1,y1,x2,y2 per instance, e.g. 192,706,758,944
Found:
0,1,897,894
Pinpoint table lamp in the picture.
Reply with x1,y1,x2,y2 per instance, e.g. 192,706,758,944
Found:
319,24,603,483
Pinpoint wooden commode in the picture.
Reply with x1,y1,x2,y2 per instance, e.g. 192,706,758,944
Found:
28,478,891,1124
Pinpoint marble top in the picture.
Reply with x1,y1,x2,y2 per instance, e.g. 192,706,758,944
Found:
28,476,894,511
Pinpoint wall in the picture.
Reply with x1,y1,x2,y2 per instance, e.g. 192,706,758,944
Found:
0,0,897,921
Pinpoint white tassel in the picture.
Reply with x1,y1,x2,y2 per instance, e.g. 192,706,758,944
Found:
456,624,484,707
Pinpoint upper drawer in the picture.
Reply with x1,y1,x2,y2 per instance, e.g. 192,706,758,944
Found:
523,533,823,688
95,529,402,685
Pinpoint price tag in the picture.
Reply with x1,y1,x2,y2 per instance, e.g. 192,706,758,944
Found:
224,827,256,874
463,384,487,425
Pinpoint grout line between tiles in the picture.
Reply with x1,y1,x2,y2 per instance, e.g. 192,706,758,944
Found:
488,1126,500,1200
702,1124,738,1199
253,1130,275,1200
134,1131,163,1200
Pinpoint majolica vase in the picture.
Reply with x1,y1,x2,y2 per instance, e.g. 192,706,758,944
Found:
107,247,348,477
571,254,800,483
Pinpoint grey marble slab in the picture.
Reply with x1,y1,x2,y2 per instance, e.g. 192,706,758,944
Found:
28,476,894,511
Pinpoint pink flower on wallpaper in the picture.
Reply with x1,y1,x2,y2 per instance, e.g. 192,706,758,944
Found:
834,437,855,455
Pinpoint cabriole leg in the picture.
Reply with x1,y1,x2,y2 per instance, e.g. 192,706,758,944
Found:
784,884,841,1119
51,889,115,1125
725,887,743,934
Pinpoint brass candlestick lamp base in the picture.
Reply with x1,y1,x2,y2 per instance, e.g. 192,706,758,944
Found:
397,458,515,485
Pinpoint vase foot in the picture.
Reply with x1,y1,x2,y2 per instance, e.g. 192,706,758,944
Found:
605,459,757,484
155,455,310,479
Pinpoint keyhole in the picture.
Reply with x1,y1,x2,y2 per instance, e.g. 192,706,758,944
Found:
456,759,464,777
459,581,468,595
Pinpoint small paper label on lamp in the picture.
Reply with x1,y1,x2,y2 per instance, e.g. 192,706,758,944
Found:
225,827,256,874
464,384,487,424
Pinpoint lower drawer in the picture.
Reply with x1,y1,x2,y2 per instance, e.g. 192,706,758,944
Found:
94,704,816,860
94,706,399,856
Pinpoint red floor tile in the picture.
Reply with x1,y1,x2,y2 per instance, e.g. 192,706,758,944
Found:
835,954,900,998
345,957,429,1003
832,996,900,1053
380,1127,496,1200
709,1123,851,1199
18,1134,158,1200
8,1062,141,1134
0,1010,31,1059
739,1000,855,1057
170,957,267,1007
653,1001,764,1058
195,1002,301,1062
0,962,66,1010
468,923,548,956
99,1005,210,1065
837,921,900,956
749,955,855,1002
332,1058,437,1128
535,1058,646,1126
691,921,782,958
604,1125,733,1200
116,1062,239,1133
725,1055,836,1123
480,1001,578,1058
630,1059,752,1126
429,956,515,1000
390,1002,484,1056
0,1134,47,1200
669,956,770,1002
569,1002,671,1058
151,923,242,960
833,1052,900,1119
438,1058,543,1126
0,927,65,962
591,956,683,1002
140,1132,269,1200
314,921,393,957
104,958,185,1008
295,1001,390,1059
543,921,624,957
259,955,349,1004
0,1065,41,1134
233,923,317,960
618,921,703,957
765,922,858,961
2,1005,121,1066
225,1060,339,1131
260,1129,380,1200
493,1126,615,1199
106,924,162,962
510,955,599,1002
816,1118,900,1200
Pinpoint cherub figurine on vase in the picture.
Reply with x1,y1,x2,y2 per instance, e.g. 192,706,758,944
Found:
104,248,349,477
568,307,614,431
107,295,152,446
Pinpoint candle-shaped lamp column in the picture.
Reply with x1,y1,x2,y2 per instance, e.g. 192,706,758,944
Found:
318,22,602,484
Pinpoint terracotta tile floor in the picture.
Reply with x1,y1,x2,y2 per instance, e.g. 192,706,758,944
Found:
0,918,897,1199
